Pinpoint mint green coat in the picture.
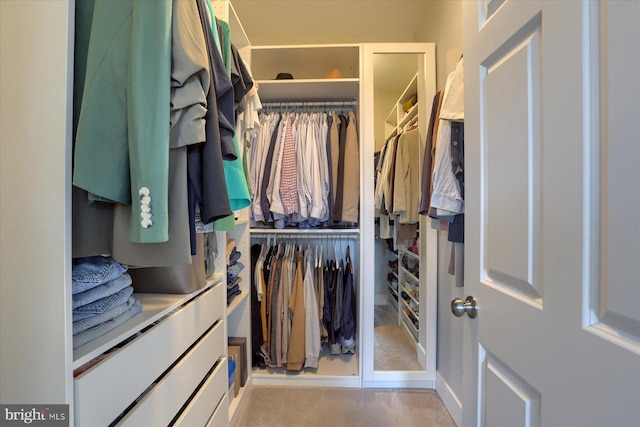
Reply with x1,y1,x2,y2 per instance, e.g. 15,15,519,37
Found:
73,0,172,243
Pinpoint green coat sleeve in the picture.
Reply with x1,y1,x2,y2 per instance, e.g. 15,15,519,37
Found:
127,0,172,243
73,0,172,244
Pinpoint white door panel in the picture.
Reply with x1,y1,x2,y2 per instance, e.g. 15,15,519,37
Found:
586,0,640,353
463,1,640,426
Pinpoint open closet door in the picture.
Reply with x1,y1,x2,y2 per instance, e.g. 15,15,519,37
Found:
361,43,437,388
462,1,640,425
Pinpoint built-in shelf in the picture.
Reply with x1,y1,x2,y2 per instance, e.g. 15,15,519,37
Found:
73,274,224,369
385,73,419,141
228,380,250,422
401,266,419,285
400,248,419,261
401,309,419,341
226,290,249,317
256,79,359,102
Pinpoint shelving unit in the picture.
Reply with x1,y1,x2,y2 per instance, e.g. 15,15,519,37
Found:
398,248,420,343
385,73,419,141
386,248,399,314
246,43,363,388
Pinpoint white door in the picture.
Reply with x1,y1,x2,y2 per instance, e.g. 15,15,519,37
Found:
462,1,640,426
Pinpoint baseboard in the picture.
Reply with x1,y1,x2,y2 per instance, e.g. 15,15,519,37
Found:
436,371,462,426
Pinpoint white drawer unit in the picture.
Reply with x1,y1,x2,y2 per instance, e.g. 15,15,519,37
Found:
116,321,225,426
74,280,226,426
206,395,229,427
173,358,229,427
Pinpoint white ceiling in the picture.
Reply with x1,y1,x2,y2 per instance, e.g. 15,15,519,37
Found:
232,0,434,46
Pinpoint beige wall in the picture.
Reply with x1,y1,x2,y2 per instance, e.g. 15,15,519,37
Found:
415,2,464,422
415,0,463,91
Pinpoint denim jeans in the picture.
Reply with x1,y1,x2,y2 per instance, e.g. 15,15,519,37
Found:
228,248,241,266
226,261,244,283
72,255,127,294
73,285,134,321
73,300,142,348
73,294,135,334
72,273,132,309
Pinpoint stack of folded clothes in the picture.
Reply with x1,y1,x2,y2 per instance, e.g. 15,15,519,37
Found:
226,244,244,306
72,256,142,349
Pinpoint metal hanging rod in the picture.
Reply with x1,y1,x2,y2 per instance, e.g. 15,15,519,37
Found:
250,229,360,238
261,101,357,107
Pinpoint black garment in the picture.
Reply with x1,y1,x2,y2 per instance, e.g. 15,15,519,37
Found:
229,43,253,106
324,260,336,345
419,90,444,215
341,250,356,341
188,0,236,253
259,115,282,222
326,114,334,222
332,114,348,222
448,122,464,243
450,121,464,199
250,244,264,366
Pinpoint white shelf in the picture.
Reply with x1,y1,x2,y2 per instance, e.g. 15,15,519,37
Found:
228,379,251,422
400,248,419,261
73,274,224,369
400,266,419,285
401,310,419,342
401,296,419,319
256,79,359,102
251,44,360,80
384,73,419,141
226,290,249,317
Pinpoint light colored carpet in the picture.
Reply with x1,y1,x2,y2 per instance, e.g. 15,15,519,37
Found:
232,386,456,427
374,304,422,371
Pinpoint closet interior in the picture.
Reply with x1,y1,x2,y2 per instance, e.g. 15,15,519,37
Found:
46,2,441,425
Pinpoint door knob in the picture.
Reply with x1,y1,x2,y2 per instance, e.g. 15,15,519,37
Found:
451,296,478,319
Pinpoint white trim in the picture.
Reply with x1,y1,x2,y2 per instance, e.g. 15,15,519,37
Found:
436,371,462,427
251,374,360,388
363,379,435,389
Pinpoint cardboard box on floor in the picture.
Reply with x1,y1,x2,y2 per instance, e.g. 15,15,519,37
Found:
228,345,242,397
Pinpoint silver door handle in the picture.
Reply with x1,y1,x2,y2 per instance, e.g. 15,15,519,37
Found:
451,296,478,319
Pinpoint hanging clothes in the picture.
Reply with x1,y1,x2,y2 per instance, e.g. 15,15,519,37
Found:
249,109,359,229
303,247,321,368
250,237,358,368
286,251,306,371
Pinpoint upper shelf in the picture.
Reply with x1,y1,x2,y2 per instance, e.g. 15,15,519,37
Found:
251,44,361,103
251,44,360,80
256,79,359,103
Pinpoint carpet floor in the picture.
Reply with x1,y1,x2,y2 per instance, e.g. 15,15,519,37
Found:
374,304,422,371
232,386,456,427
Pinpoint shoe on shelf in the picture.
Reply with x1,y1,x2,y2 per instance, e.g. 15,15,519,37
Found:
342,337,356,354
330,343,342,355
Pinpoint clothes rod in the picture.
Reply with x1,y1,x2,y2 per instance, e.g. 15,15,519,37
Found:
261,101,357,107
250,228,360,236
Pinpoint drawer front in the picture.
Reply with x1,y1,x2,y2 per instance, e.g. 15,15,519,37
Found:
75,282,224,426
117,321,225,426
206,395,229,427
173,358,228,427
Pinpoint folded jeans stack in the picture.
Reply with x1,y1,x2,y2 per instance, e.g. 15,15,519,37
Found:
72,256,142,348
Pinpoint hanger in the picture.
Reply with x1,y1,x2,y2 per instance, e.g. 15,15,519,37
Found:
346,245,353,273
